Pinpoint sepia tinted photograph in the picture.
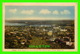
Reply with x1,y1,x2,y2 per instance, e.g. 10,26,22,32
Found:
3,3,77,51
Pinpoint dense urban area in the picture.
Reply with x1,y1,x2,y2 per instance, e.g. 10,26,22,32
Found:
5,20,74,49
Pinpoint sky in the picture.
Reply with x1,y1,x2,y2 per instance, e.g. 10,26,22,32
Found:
5,6,74,20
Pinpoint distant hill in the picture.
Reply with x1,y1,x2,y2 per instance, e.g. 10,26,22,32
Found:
5,20,74,26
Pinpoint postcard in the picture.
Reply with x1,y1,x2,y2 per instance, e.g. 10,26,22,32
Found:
3,3,77,51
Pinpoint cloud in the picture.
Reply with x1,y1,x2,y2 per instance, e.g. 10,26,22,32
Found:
21,10,34,15
9,9,17,13
52,10,59,15
39,9,51,14
6,17,72,21
61,10,71,15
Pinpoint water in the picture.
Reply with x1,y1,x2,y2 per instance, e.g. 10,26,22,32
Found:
5,22,26,26
5,22,51,27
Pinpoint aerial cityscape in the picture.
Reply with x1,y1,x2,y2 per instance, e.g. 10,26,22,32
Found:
4,5,75,49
